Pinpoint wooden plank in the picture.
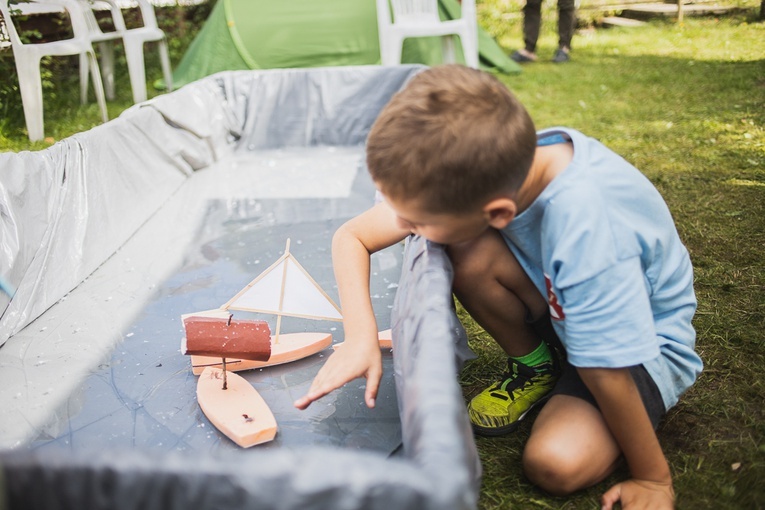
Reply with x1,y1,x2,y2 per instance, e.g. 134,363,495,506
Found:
601,15,647,26
581,1,736,13
619,2,736,18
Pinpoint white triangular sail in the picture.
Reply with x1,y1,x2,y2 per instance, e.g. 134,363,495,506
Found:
223,241,342,322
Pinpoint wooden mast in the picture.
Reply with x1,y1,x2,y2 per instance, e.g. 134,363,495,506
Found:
274,239,291,344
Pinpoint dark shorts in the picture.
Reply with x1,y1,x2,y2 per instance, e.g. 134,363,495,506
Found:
530,313,666,429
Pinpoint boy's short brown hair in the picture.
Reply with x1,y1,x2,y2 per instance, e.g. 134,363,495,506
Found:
367,65,537,214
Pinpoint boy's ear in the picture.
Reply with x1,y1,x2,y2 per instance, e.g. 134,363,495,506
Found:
483,198,517,229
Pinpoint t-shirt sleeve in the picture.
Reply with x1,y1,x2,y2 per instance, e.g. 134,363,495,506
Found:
556,256,661,368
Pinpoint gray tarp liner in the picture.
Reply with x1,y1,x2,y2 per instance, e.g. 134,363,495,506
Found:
0,66,481,509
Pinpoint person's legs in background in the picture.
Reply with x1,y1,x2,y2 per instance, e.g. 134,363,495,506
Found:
553,0,576,62
512,0,576,63
511,0,543,62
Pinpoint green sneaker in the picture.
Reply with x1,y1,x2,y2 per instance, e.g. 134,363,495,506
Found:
468,357,559,436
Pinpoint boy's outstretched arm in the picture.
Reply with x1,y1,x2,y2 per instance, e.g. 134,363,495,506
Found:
578,367,675,510
294,201,410,410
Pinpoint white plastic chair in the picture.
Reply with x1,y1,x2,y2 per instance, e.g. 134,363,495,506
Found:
0,10,10,49
0,0,108,141
375,0,479,68
78,0,173,104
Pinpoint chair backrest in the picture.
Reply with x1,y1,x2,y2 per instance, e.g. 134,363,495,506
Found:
89,0,161,32
0,2,20,47
389,0,441,24
375,0,479,67
78,0,126,36
0,1,51,46
0,0,92,46
0,9,9,48
0,0,66,47
50,0,102,44
134,0,160,29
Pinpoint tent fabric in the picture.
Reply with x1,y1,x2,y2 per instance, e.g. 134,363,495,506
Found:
0,66,481,509
169,0,520,88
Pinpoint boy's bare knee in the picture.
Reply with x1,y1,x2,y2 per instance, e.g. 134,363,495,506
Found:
450,249,493,294
522,442,586,496
451,258,487,294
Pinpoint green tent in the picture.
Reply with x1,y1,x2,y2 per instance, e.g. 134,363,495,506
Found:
170,0,520,88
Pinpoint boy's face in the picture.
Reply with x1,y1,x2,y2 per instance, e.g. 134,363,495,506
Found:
384,194,492,246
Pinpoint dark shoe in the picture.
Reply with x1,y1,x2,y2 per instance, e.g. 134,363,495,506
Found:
467,357,560,436
552,48,570,63
510,50,536,63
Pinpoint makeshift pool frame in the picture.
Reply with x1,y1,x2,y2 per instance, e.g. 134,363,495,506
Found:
0,66,481,509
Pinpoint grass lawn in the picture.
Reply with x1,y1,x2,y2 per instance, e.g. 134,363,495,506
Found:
1,2,764,509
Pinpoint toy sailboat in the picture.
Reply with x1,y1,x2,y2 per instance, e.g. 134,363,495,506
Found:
182,239,343,375
181,239,343,447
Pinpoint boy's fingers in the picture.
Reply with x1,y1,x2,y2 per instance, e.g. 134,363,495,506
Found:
294,357,356,409
294,348,383,410
293,374,330,409
293,391,314,410
600,484,621,510
293,389,326,410
364,365,383,408
295,366,381,410
293,396,311,410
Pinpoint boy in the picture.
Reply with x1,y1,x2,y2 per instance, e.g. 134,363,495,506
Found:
294,65,702,509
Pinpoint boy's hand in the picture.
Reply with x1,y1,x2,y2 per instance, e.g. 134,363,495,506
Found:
293,339,382,410
601,478,674,510
295,201,407,411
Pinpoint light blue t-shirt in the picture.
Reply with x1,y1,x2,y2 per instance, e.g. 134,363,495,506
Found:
501,127,703,410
